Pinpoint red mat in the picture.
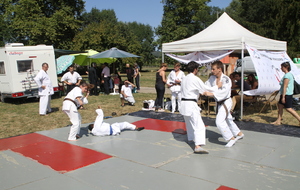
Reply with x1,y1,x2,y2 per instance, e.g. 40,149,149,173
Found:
0,133,112,173
216,185,238,190
133,118,187,134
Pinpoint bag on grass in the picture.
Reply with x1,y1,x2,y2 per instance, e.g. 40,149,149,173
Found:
143,100,154,109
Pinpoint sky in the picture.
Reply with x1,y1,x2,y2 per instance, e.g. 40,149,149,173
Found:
84,0,232,28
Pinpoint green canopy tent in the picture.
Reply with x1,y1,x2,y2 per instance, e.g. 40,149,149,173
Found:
71,49,114,66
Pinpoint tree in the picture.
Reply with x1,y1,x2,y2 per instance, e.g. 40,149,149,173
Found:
71,20,142,69
127,22,156,67
0,0,12,46
81,8,117,28
2,0,85,49
228,0,300,57
156,0,222,49
225,0,242,23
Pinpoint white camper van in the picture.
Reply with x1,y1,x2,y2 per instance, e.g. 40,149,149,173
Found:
0,43,60,102
234,56,256,74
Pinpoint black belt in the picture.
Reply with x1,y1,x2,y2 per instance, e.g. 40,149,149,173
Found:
217,98,230,119
64,98,80,109
181,98,197,103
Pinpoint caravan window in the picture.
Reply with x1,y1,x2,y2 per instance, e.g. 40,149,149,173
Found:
0,61,5,74
17,60,33,73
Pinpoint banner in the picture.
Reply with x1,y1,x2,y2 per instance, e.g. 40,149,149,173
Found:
166,50,233,66
245,44,300,96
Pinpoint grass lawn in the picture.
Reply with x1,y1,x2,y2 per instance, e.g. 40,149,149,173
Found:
1,66,299,139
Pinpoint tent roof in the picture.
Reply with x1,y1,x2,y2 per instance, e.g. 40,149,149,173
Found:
162,12,286,53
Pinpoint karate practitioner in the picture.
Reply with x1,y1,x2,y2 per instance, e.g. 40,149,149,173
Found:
180,61,216,154
61,65,82,94
120,80,136,107
62,82,90,141
88,105,145,136
34,63,54,116
204,61,244,148
167,63,185,113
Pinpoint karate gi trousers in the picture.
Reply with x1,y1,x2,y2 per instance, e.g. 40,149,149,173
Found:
39,95,51,115
216,98,241,141
111,122,136,135
63,106,81,141
171,91,181,112
183,110,206,146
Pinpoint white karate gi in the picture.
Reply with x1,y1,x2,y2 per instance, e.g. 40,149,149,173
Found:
62,87,88,141
167,70,185,112
205,74,241,141
34,70,54,115
120,84,135,104
61,71,82,84
180,73,216,146
91,108,136,136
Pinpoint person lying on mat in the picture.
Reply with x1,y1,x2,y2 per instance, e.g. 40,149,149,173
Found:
88,105,144,136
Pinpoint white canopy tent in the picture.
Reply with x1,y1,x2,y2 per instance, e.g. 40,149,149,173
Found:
162,12,287,118
162,12,286,53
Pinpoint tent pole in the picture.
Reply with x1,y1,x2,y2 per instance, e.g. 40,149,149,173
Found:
240,40,245,119
162,51,164,63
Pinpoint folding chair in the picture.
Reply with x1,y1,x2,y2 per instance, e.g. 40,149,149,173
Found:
198,96,207,114
207,96,216,116
259,90,279,114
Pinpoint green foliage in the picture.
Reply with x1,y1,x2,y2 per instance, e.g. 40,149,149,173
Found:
2,0,84,49
73,8,156,67
156,0,221,45
71,20,142,71
155,0,223,64
228,0,300,57
81,8,117,27
127,22,156,67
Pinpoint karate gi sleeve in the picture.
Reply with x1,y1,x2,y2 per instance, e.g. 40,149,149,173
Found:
34,72,42,87
61,73,67,82
95,109,104,124
82,97,88,104
166,72,172,85
199,78,217,94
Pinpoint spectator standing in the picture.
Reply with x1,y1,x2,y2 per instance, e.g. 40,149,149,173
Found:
271,61,300,125
154,63,167,111
113,73,121,93
125,63,134,83
101,63,111,95
133,63,140,90
88,62,99,95
61,65,82,94
167,63,185,113
34,63,54,116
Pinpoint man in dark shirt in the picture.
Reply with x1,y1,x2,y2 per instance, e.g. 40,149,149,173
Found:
88,62,99,95
125,64,134,83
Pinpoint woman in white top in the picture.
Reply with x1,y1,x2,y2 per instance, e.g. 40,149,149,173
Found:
167,63,185,113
